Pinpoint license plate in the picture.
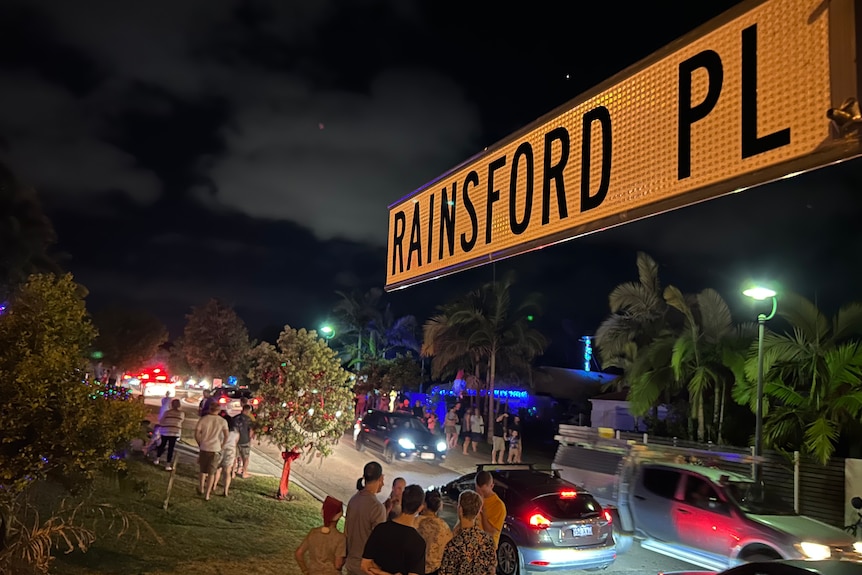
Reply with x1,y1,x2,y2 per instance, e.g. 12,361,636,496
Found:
420,452,435,460
571,525,593,537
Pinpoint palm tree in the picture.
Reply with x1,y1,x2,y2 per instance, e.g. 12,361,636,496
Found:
422,272,547,440
626,286,751,443
595,252,668,391
333,288,384,369
732,293,862,463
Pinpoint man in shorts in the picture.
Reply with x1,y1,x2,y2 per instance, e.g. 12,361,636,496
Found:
195,401,228,500
233,404,254,478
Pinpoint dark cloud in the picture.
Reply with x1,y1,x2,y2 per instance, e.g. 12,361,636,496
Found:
2,0,861,368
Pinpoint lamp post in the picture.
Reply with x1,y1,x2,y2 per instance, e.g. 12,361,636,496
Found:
320,325,335,340
742,286,778,483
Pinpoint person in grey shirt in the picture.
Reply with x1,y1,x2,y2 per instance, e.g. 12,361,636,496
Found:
345,461,387,575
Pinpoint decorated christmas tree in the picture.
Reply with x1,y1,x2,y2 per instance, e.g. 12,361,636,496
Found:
248,326,353,498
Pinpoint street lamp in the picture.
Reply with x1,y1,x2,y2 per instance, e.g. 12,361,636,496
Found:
743,286,778,483
320,325,335,340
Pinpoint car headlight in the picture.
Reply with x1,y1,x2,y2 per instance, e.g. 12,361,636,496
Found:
437,441,447,452
797,541,831,560
398,438,415,450
854,542,862,555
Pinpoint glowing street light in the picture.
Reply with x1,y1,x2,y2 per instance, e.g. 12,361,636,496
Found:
320,325,335,339
743,285,778,483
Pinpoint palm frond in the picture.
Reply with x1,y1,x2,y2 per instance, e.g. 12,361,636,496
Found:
635,252,661,294
608,282,661,316
832,302,862,342
777,292,829,343
696,289,733,343
803,416,840,465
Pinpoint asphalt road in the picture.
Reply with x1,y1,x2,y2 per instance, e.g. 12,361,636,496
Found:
147,394,694,575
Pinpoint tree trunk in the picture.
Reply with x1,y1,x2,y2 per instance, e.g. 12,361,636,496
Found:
356,330,362,371
697,394,705,442
717,382,727,445
277,450,301,500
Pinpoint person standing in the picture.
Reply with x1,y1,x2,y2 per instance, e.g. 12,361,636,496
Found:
158,390,172,421
415,489,452,575
460,408,473,454
194,401,228,501
362,484,426,575
468,410,484,454
474,471,506,548
438,490,497,575
385,477,407,521
491,413,507,464
295,495,346,575
232,404,254,478
345,462,387,575
445,404,460,449
154,398,184,470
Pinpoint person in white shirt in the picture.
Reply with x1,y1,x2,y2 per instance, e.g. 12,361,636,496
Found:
194,401,228,500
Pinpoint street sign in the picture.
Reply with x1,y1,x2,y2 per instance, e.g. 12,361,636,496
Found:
385,0,861,291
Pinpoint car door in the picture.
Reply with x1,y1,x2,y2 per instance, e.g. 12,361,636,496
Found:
674,473,738,557
631,465,682,542
361,412,383,452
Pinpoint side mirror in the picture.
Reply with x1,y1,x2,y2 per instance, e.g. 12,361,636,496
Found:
851,497,862,510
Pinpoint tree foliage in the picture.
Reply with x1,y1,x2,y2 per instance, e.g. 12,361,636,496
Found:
92,306,168,372
355,355,422,394
0,274,145,502
182,298,250,378
248,326,353,458
732,292,862,463
422,272,547,439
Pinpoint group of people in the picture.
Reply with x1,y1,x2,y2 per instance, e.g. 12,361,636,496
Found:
295,461,506,575
147,391,255,496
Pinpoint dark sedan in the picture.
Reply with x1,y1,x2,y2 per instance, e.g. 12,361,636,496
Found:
354,410,447,464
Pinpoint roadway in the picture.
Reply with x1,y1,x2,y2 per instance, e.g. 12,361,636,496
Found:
147,393,693,575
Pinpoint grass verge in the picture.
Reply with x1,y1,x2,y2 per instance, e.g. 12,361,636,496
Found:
48,457,324,575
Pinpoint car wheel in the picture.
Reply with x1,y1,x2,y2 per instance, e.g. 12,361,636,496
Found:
496,536,520,575
354,435,365,452
383,444,394,464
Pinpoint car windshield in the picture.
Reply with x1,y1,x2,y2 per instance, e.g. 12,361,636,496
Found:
725,480,795,515
391,417,426,432
533,492,603,520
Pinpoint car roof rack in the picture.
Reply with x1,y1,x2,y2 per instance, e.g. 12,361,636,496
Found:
555,425,763,467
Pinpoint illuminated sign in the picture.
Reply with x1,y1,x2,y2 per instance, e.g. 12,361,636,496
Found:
386,0,861,290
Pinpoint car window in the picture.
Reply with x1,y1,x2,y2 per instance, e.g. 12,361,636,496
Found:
641,467,680,499
532,492,603,520
683,476,729,514
364,412,380,427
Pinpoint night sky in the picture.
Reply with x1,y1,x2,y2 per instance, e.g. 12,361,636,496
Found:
2,0,861,367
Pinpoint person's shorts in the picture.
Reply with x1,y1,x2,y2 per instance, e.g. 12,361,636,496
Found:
220,449,237,470
444,425,456,435
471,432,484,443
199,451,220,474
460,428,470,439
493,436,506,451
238,444,251,459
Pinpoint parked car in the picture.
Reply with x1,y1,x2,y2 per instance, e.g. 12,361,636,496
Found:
442,464,616,575
553,437,862,570
354,410,447,464
210,386,260,416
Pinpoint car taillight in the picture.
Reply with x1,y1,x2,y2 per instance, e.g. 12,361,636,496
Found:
528,513,552,529
603,510,613,523
560,490,577,499
218,397,227,404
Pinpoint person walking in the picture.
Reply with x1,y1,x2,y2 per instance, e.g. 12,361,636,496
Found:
194,401,228,501
295,495,346,575
362,484,426,575
438,490,497,575
153,398,184,470
345,462,387,575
